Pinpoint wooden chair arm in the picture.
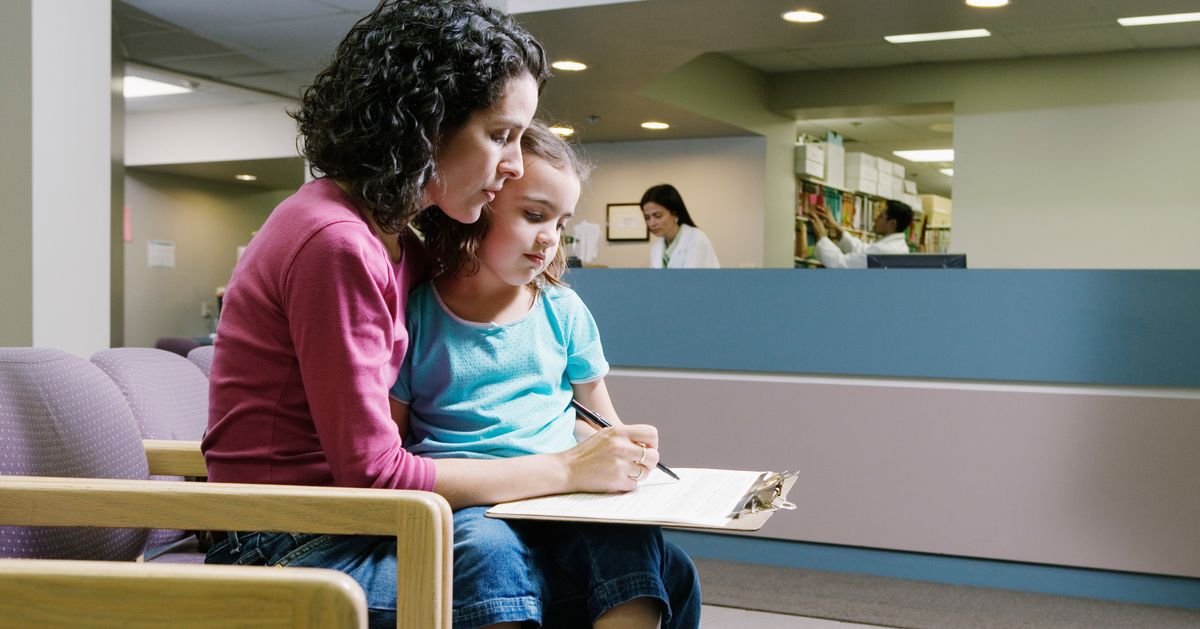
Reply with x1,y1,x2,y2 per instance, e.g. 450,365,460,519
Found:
0,558,367,628
0,476,452,629
143,439,207,477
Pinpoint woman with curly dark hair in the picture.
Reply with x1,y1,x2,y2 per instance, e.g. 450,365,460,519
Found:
201,2,699,628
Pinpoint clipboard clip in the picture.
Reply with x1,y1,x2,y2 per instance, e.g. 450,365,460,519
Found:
732,471,798,518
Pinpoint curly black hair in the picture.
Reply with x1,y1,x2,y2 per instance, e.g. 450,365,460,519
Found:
292,0,549,233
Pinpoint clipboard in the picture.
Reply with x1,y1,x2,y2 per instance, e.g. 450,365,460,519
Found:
486,468,797,532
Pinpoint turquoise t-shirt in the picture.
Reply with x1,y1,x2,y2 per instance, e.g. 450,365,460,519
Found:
390,283,609,459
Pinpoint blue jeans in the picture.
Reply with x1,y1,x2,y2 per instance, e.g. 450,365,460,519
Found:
206,509,701,629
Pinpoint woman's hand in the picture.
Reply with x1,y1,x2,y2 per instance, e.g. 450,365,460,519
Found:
560,424,661,493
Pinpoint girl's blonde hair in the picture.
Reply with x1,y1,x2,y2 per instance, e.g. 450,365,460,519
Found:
416,120,591,291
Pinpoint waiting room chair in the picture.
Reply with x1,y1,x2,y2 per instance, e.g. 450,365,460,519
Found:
153,336,202,357
0,559,368,628
187,344,215,378
91,347,210,557
0,347,453,628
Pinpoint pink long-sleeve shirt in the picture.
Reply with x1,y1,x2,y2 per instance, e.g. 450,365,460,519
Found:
202,178,435,492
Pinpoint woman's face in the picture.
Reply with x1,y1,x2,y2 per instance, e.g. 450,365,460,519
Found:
642,202,679,240
428,73,539,223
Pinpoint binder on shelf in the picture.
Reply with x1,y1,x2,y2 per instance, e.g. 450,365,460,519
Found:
486,468,798,531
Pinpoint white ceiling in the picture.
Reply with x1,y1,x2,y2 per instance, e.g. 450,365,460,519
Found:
115,0,1200,196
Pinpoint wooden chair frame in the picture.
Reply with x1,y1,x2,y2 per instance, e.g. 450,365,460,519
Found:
0,471,453,629
0,558,368,628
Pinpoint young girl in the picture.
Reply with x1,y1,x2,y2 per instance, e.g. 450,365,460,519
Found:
392,122,701,629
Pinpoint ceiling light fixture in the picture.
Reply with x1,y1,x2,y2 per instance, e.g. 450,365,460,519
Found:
123,75,194,98
1117,12,1200,27
893,149,955,162
235,174,258,181
551,60,588,71
549,125,575,137
641,121,670,130
966,0,1008,7
885,29,991,44
940,168,955,176
782,10,824,23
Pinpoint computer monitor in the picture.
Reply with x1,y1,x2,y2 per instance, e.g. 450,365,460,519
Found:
866,254,967,269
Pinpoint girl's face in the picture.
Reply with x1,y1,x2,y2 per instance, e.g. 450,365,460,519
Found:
477,156,580,288
428,73,539,223
642,202,679,239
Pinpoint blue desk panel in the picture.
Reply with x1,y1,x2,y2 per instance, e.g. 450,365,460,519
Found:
567,269,1200,388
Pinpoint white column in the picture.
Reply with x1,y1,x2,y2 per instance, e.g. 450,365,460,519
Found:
0,0,113,355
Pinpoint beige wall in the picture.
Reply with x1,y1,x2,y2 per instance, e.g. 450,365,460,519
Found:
770,48,1200,269
123,171,289,348
577,136,766,268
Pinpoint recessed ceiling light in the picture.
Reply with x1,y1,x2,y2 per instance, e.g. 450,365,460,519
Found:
940,168,954,176
782,10,824,23
123,75,193,98
549,125,575,137
929,122,955,133
551,60,587,71
885,29,991,44
893,149,955,162
641,121,670,130
966,0,1008,7
235,174,258,181
1117,12,1200,27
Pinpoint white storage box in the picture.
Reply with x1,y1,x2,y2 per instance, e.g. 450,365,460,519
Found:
846,177,877,196
824,143,845,190
794,144,825,179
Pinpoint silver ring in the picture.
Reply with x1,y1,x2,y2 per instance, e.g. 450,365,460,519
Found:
636,443,647,466
627,464,647,481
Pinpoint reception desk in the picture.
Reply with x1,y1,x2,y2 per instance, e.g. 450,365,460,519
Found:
568,269,1200,604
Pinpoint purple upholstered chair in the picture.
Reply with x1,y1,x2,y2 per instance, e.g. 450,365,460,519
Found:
153,336,202,358
90,347,209,560
90,348,208,442
187,345,215,378
0,348,149,561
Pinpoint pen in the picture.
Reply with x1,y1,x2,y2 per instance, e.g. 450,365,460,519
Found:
570,399,681,481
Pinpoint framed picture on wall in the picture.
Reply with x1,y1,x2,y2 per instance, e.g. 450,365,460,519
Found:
606,203,648,241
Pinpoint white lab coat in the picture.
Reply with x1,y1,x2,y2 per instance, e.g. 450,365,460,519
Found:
649,224,721,269
814,232,908,269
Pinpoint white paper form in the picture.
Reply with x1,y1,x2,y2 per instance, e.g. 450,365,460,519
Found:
487,468,766,528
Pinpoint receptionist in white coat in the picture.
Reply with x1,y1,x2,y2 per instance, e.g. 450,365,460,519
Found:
641,184,721,268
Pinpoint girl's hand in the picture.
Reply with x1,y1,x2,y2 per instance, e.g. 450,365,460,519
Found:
560,424,661,493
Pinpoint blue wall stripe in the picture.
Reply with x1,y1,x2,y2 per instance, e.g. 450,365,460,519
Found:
665,531,1200,610
567,269,1200,388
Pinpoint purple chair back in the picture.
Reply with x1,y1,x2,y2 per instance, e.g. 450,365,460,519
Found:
90,348,209,555
90,348,208,442
0,348,149,560
153,336,202,358
187,345,214,378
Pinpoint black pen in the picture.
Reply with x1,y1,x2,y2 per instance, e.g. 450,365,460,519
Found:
570,399,681,481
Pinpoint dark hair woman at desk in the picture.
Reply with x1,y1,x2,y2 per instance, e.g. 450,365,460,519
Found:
641,183,720,268
200,2,699,628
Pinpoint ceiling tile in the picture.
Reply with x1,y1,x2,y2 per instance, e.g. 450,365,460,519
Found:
1122,22,1200,49
727,50,822,73
893,36,1026,64
122,30,232,59
125,0,344,28
793,44,922,70
1004,26,1136,56
149,53,278,78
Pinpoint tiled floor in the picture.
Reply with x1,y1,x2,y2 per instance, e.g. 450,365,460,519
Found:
701,605,891,628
